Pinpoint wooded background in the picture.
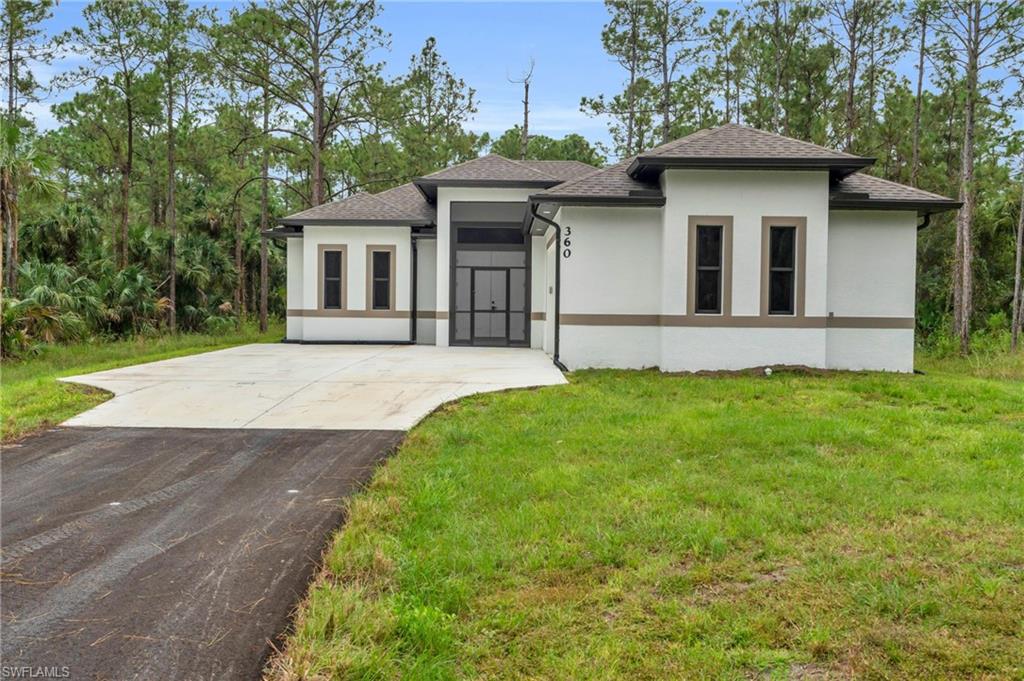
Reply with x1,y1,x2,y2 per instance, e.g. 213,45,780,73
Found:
2,0,1022,357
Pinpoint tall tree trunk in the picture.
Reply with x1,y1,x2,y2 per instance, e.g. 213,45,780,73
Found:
234,201,243,329
953,1,980,355
118,80,135,270
259,85,269,334
911,11,926,186
520,78,529,160
310,36,324,207
166,66,177,332
1011,166,1024,351
626,14,637,156
844,14,859,152
660,7,671,144
4,28,16,293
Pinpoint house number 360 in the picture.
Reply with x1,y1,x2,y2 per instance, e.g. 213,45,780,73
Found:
562,225,572,258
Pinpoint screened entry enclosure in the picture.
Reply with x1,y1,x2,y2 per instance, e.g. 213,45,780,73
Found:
450,202,530,347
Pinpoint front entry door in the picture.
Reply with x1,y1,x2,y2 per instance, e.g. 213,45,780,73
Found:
472,268,509,345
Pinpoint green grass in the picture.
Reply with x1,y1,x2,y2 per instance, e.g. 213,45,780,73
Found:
1,321,284,441
272,355,1024,680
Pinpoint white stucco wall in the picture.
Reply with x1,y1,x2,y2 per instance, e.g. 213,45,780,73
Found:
286,238,304,341
530,235,547,349
661,169,830,317
415,238,437,344
825,210,918,372
550,171,916,373
555,205,663,369
288,225,412,342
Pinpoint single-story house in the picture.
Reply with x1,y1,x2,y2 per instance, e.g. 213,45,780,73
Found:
268,124,960,373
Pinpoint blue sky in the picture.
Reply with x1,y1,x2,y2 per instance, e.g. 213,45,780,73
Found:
33,1,1019,155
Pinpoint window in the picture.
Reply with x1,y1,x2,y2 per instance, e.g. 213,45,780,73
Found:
768,226,796,315
367,246,394,311
319,246,346,310
695,225,723,314
687,216,732,317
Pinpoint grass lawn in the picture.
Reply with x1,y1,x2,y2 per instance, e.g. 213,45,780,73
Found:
1,321,283,442
272,354,1024,680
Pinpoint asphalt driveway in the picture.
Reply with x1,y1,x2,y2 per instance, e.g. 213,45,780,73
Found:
1,426,402,680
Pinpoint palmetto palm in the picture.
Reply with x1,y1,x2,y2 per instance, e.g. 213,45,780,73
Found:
1,122,59,294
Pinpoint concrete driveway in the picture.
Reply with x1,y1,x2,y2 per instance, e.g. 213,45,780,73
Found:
61,344,566,430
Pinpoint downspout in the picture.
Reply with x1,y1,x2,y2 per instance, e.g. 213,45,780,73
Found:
410,233,418,343
529,204,568,372
916,213,931,231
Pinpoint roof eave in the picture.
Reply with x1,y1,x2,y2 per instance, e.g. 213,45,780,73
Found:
628,156,875,181
276,217,434,227
413,177,561,203
828,198,962,215
528,194,666,208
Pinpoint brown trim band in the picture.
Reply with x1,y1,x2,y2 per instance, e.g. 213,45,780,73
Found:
825,316,915,329
558,314,913,329
288,309,410,319
531,312,546,321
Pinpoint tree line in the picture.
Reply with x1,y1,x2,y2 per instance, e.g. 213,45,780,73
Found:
1,0,1022,357
582,0,1024,354
0,0,602,356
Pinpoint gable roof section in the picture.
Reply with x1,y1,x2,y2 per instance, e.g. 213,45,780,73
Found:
531,159,663,206
628,124,873,180
278,184,434,226
519,159,598,181
413,154,579,201
830,173,961,214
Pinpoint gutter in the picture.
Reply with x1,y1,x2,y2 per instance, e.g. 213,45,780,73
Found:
410,234,418,342
528,204,569,372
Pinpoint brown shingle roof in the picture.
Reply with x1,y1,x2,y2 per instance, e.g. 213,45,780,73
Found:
833,173,956,203
519,160,599,181
419,154,557,183
279,184,434,225
642,123,865,161
532,159,660,203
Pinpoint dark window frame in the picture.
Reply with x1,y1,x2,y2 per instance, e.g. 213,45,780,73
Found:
768,226,796,315
694,224,724,314
687,216,733,317
760,217,806,318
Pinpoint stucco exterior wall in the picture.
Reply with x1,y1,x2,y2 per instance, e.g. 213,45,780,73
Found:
550,171,916,372
286,238,304,341
415,238,437,344
287,225,412,342
825,210,917,372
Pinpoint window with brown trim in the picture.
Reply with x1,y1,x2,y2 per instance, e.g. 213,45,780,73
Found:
317,244,347,311
760,217,806,318
365,245,396,312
